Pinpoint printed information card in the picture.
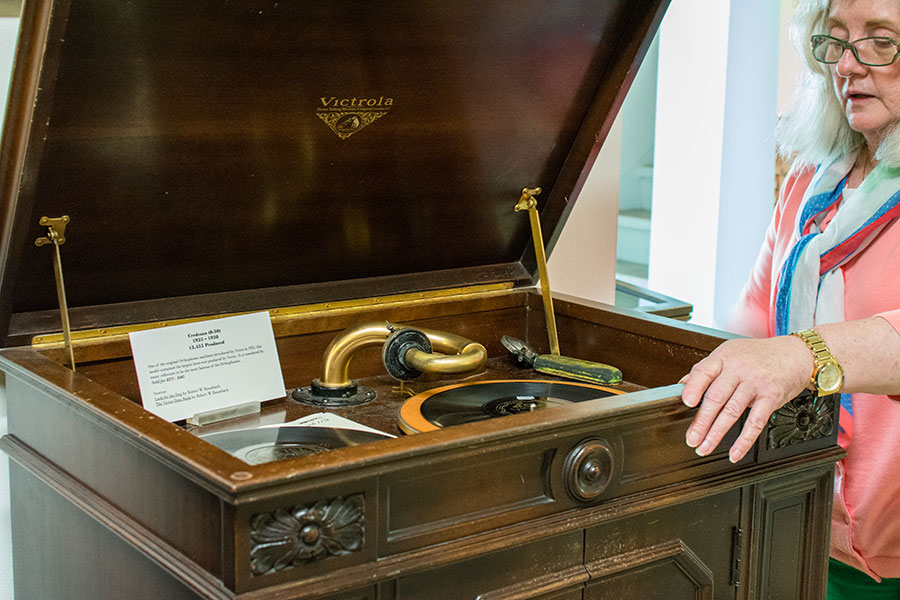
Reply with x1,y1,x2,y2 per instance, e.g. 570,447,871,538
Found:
130,311,286,422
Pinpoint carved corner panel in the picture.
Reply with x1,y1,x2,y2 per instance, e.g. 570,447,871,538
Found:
767,392,835,450
250,494,365,576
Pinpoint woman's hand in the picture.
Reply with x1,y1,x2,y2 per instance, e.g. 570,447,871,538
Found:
681,335,813,462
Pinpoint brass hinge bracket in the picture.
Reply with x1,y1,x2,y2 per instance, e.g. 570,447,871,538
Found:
35,215,75,371
514,187,559,355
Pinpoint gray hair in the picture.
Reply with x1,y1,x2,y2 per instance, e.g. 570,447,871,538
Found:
776,0,900,166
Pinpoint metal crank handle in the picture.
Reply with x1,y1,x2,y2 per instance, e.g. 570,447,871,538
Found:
532,354,623,385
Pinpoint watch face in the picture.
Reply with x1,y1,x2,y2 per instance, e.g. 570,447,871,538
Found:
817,363,843,395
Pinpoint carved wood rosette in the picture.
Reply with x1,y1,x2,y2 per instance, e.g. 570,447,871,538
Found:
250,494,365,576
767,392,835,450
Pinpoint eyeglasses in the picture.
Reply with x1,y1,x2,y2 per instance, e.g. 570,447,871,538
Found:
811,34,900,66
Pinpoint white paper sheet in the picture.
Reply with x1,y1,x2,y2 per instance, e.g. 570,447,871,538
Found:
266,412,396,438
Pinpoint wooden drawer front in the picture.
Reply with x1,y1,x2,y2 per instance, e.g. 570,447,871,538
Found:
396,530,584,600
615,410,741,495
378,406,735,556
382,446,556,552
583,490,740,600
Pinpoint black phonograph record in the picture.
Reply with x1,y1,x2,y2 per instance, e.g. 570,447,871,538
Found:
399,379,624,433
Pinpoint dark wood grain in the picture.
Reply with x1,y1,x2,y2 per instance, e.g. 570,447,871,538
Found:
0,0,840,598
0,286,842,598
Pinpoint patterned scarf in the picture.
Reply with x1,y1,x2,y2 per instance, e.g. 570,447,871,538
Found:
774,152,900,446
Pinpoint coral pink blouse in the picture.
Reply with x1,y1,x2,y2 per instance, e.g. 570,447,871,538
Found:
729,165,900,580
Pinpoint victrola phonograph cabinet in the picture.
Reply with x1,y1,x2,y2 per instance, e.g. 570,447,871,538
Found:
0,1,841,599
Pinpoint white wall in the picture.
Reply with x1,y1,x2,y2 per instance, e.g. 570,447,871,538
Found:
648,0,731,327
714,0,781,327
649,0,781,329
548,113,621,306
779,0,805,113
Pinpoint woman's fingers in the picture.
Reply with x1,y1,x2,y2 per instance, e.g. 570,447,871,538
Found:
693,382,754,457
681,355,722,408
680,336,810,461
684,363,739,449
728,398,778,462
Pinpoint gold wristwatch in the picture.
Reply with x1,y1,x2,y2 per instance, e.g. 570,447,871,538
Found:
790,329,844,396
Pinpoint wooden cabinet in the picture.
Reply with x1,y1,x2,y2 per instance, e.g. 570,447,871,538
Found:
0,291,841,599
0,1,840,598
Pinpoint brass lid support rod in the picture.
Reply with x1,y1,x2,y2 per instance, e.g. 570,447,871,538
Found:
515,187,560,356
35,216,75,371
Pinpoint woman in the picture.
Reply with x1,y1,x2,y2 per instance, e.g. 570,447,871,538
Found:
681,0,900,597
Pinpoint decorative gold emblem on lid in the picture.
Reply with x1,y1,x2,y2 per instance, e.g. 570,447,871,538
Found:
316,96,393,139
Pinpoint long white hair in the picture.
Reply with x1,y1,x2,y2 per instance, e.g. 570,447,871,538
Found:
776,0,900,166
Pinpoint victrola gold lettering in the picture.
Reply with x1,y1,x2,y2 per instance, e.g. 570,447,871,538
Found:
320,96,394,108
316,95,394,139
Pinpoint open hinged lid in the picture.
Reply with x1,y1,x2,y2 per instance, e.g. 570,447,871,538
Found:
0,0,669,346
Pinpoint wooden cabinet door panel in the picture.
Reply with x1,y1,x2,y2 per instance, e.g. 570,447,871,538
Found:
583,491,740,600
396,531,584,600
749,467,834,600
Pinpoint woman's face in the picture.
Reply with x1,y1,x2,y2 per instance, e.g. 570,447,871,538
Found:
827,0,900,147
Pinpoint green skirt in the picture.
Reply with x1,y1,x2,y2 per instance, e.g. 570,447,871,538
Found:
828,558,900,600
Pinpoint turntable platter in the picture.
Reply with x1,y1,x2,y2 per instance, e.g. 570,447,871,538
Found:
201,426,392,464
399,379,624,434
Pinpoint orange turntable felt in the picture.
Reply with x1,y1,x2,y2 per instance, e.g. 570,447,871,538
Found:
398,379,624,434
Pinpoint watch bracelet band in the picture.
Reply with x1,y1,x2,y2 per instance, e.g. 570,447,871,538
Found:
790,328,839,389
790,329,833,363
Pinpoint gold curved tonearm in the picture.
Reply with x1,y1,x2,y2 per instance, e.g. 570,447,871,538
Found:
316,321,486,390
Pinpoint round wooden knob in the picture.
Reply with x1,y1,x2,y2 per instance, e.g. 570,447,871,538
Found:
563,438,614,502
